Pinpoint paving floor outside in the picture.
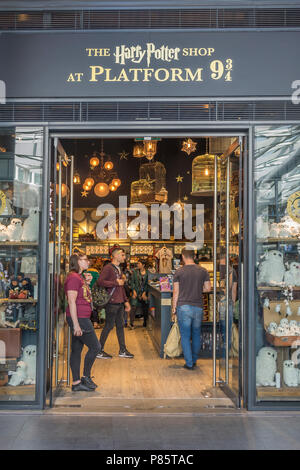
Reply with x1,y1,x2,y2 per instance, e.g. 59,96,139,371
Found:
1,410,300,450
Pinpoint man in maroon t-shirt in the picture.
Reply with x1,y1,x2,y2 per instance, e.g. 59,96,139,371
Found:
97,247,134,359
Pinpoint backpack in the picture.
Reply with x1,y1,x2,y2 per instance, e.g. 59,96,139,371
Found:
91,284,116,310
163,319,182,359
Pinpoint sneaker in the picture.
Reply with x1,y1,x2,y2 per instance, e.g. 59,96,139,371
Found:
81,376,97,390
96,350,112,359
119,349,134,358
183,364,194,371
72,382,95,392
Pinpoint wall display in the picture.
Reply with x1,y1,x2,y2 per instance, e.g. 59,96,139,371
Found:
130,245,154,256
156,246,173,274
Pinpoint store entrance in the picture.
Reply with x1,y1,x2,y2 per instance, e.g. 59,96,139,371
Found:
46,133,245,411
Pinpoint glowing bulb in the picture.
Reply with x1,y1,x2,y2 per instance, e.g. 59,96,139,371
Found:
104,161,114,170
112,178,121,188
85,177,95,187
204,168,209,176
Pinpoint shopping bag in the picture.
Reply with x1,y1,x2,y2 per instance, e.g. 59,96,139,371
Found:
163,318,182,359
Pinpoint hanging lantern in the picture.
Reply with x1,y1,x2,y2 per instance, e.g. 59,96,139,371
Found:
90,156,100,168
109,182,117,192
104,160,114,170
56,183,68,198
85,177,95,188
181,138,197,156
191,153,220,196
112,178,121,188
56,162,60,171
94,182,109,197
143,140,157,160
73,172,81,184
133,143,144,158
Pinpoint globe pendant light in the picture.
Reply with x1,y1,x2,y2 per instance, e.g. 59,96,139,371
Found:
94,182,109,197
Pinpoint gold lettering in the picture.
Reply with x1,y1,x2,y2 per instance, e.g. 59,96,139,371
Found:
117,69,130,82
67,73,76,82
185,68,203,81
104,69,117,81
128,68,143,82
154,68,169,82
170,68,185,82
143,68,154,82
89,66,104,82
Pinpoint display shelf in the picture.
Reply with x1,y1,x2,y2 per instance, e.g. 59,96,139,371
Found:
257,386,300,399
0,298,37,304
257,238,300,244
0,384,35,396
0,242,38,246
258,286,300,291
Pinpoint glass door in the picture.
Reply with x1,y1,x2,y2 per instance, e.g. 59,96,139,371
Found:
48,138,74,405
213,137,244,407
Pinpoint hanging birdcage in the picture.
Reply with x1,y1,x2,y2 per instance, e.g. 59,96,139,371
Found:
139,161,167,194
191,153,220,196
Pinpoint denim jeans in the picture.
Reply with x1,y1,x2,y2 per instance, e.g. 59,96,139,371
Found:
177,305,203,368
219,300,233,358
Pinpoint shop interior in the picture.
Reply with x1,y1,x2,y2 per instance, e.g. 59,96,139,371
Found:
0,131,242,409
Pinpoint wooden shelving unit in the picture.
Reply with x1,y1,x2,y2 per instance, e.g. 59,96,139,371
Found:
0,298,37,304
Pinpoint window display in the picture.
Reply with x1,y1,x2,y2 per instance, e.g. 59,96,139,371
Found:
255,125,300,402
0,127,43,402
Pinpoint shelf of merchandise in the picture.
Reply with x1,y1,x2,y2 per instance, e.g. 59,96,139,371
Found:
0,242,38,246
0,298,37,304
0,384,35,396
257,238,300,244
257,386,300,399
257,286,300,291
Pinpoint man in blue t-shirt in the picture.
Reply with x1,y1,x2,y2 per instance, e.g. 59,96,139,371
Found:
173,249,211,370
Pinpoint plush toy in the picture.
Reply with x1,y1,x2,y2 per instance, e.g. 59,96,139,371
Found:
0,305,6,327
6,218,23,241
8,361,27,387
256,347,277,387
0,224,7,241
267,322,278,334
21,207,39,242
269,223,280,238
275,326,287,337
256,216,270,239
283,360,299,387
258,250,285,286
284,262,300,286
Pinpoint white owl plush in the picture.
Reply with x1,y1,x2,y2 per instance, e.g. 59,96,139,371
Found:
8,361,27,387
267,322,278,334
21,344,36,384
21,207,39,242
256,347,277,387
275,326,287,337
0,224,7,241
283,360,299,387
6,218,22,241
269,223,280,238
256,216,270,239
279,318,289,328
258,250,285,286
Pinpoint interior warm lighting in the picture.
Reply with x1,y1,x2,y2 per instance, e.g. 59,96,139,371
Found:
94,182,109,197
73,173,81,184
83,183,90,191
90,156,100,168
204,168,209,176
109,183,117,192
85,177,95,187
143,140,157,160
56,162,60,171
112,178,121,188
104,160,114,170
133,143,144,158
56,183,68,198
181,138,197,156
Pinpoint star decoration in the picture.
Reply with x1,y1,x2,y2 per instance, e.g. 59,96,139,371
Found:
181,138,197,156
143,174,155,189
81,190,88,197
119,150,129,160
176,175,183,183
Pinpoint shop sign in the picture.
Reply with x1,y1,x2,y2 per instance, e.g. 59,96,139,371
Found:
1,31,300,98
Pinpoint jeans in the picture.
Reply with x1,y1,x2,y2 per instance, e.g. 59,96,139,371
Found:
177,305,203,368
66,317,102,382
99,303,126,352
130,300,149,326
219,300,233,358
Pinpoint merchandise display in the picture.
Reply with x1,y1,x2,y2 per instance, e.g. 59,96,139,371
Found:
256,347,277,387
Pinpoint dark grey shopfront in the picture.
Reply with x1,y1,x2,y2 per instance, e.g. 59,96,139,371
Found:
0,1,300,411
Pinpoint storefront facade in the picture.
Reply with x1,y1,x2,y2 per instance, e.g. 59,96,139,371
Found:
0,0,300,411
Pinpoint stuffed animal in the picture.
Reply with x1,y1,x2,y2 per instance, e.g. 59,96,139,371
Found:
269,223,280,238
267,322,278,334
256,216,270,239
279,318,289,328
256,347,277,387
283,360,299,387
20,344,36,384
0,305,6,327
258,250,285,286
8,361,27,387
6,218,23,241
275,326,287,337
0,224,7,241
284,262,300,286
21,207,39,242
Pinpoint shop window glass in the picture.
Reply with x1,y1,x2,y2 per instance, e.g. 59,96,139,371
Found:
0,127,43,402
254,125,300,402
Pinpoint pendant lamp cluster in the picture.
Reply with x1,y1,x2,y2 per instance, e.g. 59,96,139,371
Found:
78,140,121,198
133,138,160,161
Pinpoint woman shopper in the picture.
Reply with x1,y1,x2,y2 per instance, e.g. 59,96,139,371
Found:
64,252,102,392
130,258,149,329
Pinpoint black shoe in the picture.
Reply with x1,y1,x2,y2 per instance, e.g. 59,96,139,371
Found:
119,349,134,358
193,363,197,368
81,376,97,390
96,350,112,359
183,364,194,371
72,382,95,392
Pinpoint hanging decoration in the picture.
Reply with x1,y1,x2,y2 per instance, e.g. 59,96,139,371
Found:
174,174,184,208
133,138,161,160
81,140,121,198
119,150,129,160
191,138,219,196
181,138,197,156
73,171,81,184
131,161,168,206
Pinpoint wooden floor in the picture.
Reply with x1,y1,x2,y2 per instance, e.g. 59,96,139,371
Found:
52,319,233,412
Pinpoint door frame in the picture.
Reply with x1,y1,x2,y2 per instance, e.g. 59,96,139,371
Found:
44,127,249,409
